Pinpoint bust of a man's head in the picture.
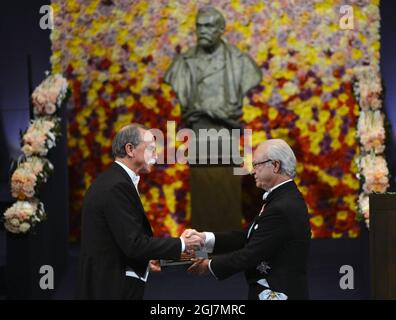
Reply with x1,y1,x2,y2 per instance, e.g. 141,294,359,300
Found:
196,7,226,51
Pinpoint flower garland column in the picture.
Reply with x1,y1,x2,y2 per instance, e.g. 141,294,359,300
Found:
2,73,69,234
354,66,390,228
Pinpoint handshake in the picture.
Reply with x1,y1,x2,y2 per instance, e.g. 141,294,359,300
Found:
150,229,211,276
180,228,206,252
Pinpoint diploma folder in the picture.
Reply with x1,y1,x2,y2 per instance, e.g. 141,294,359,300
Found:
160,251,208,267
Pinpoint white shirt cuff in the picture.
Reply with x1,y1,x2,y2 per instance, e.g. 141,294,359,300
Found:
180,237,185,253
203,232,215,253
208,259,217,279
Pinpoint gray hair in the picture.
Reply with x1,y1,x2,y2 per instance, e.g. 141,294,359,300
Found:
266,139,297,178
197,6,226,30
112,124,145,158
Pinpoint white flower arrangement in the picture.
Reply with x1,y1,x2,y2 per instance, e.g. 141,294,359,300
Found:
358,153,390,194
357,110,385,154
3,72,69,234
21,118,60,157
354,66,389,228
358,194,369,228
11,157,54,200
3,200,46,234
354,66,383,111
32,74,68,116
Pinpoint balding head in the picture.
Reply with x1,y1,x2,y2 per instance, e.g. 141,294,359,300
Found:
112,123,157,175
112,124,146,158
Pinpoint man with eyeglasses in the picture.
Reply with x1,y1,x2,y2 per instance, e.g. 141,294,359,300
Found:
185,139,311,300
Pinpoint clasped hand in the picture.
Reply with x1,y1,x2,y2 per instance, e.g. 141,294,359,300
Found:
181,229,210,276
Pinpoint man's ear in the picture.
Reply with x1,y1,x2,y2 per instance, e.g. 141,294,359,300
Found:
273,160,281,174
125,143,135,158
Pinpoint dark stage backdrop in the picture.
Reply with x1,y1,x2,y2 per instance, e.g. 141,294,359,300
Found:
0,0,68,299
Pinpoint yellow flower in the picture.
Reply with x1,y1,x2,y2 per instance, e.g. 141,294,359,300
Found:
105,84,113,95
314,1,333,15
66,1,80,12
141,95,158,111
81,142,90,158
371,40,380,51
252,131,267,148
149,188,160,203
185,192,191,221
352,48,363,60
93,45,106,57
317,169,338,187
337,105,349,116
328,98,338,109
164,215,179,237
234,21,252,39
331,51,346,66
338,93,349,102
270,128,290,140
116,29,129,46
279,81,298,99
114,113,134,131
50,3,60,15
253,1,266,12
68,137,77,148
85,0,99,15
243,105,263,123
231,0,244,12
163,181,182,213
336,211,348,221
330,138,341,150
109,64,120,75
311,215,324,227
87,89,98,105
348,229,359,238
101,154,112,166
260,82,273,101
345,130,357,147
171,104,181,118
332,231,343,239
344,175,359,191
84,174,92,190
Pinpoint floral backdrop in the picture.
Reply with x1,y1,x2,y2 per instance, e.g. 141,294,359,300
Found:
50,0,381,240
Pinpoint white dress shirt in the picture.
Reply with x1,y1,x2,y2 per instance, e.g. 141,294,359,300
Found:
115,160,140,193
114,161,185,282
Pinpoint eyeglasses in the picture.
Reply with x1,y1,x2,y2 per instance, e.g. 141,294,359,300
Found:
252,159,272,170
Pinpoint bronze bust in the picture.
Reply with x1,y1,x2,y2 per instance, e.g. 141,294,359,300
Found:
165,6,262,131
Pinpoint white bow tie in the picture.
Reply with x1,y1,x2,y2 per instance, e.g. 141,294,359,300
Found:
262,191,270,201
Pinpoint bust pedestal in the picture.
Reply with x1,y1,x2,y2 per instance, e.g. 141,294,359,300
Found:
370,193,396,299
188,120,243,231
190,165,242,231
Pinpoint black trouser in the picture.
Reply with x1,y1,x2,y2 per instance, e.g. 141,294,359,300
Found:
123,276,145,300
